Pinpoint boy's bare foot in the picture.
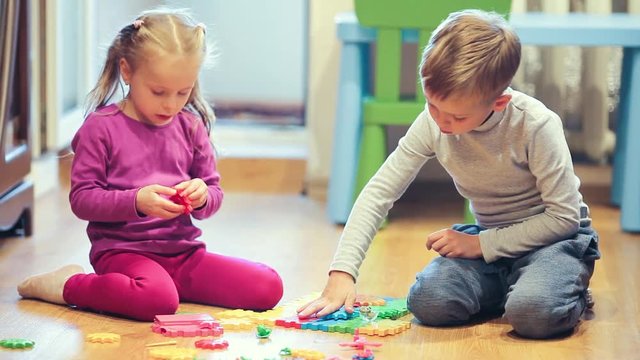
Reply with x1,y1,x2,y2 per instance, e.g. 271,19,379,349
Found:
17,265,84,305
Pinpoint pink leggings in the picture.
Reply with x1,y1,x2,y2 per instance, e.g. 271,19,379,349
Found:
63,248,283,321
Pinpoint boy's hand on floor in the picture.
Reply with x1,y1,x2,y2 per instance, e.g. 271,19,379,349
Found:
426,228,483,259
297,271,356,318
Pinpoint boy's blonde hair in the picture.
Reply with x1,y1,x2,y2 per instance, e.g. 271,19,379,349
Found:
86,8,215,134
420,9,521,103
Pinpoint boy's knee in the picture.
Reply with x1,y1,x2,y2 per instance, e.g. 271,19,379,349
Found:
407,277,471,326
504,292,578,339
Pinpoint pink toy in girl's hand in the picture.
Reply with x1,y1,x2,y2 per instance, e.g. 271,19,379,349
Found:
170,191,193,214
151,314,224,337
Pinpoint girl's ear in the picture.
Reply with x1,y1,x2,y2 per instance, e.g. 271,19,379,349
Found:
119,58,132,84
492,94,512,112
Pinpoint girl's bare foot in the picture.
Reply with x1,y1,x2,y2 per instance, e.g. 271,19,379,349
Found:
17,265,84,304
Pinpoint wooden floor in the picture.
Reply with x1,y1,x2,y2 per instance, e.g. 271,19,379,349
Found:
1,171,639,359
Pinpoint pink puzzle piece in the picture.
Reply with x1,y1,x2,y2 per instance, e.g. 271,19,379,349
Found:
195,338,229,350
151,314,224,337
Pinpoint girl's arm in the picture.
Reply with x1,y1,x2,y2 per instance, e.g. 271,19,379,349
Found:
69,118,146,222
186,120,223,220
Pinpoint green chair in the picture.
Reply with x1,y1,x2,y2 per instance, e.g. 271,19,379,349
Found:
353,0,512,223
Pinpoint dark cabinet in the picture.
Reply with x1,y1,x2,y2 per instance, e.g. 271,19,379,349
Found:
0,0,33,236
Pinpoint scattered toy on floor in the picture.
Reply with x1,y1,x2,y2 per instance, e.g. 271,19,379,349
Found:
86,332,121,343
0,338,35,349
339,329,382,360
151,313,223,337
256,324,272,339
195,338,229,350
145,340,177,347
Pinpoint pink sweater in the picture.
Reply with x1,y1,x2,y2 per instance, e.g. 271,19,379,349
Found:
70,104,223,264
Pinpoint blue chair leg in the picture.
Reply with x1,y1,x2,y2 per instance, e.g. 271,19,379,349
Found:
619,48,640,232
611,48,634,207
327,41,367,224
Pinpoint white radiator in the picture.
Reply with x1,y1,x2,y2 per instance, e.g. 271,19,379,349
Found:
512,0,635,163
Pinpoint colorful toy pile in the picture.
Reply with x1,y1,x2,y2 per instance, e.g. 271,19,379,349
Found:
3,293,411,359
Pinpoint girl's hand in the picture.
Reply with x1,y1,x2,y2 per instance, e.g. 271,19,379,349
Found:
426,228,483,258
136,184,185,219
297,271,356,318
174,178,208,209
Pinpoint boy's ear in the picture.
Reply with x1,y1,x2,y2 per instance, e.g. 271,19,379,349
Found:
492,94,512,112
119,58,131,84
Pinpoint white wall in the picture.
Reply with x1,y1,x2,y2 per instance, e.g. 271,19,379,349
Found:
93,0,159,85
165,0,307,104
93,0,307,106
305,0,353,190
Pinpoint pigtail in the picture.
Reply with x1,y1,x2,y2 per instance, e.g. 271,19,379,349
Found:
186,81,215,136
85,23,141,115
184,23,215,136
84,42,123,115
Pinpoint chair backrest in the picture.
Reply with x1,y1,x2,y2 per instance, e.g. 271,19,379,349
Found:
354,0,512,103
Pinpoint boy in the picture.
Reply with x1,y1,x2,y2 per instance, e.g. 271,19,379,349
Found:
298,9,600,339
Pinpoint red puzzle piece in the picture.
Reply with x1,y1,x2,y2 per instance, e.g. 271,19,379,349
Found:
170,192,193,214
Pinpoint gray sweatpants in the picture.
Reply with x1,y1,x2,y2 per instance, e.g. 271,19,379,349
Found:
407,223,600,339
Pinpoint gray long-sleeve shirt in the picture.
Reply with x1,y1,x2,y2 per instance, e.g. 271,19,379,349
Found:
330,89,586,280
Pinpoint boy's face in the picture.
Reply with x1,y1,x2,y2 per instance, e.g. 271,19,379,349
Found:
120,54,200,126
425,90,511,135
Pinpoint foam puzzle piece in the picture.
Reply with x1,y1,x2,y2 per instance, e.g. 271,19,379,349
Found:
289,348,326,360
86,332,121,343
358,319,411,336
274,315,318,329
218,318,254,330
371,298,409,320
212,292,322,330
0,338,35,349
213,308,282,326
148,347,197,360
151,313,223,337
320,307,358,321
194,338,229,350
256,324,272,338
353,294,386,306
278,347,325,360
273,294,410,337
169,192,193,215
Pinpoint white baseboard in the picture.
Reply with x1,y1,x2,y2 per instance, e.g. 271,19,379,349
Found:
213,123,307,160
28,153,60,198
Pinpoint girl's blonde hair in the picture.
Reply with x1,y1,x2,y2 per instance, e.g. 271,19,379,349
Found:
86,8,214,134
420,9,521,103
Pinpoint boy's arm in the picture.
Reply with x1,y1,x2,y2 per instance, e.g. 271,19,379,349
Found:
329,111,436,279
478,115,582,263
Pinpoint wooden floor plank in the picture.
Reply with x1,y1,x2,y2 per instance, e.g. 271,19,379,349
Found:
1,176,638,359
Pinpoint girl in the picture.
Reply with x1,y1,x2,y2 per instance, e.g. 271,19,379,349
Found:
17,9,283,321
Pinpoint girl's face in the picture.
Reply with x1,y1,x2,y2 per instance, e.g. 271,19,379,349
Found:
120,54,201,126
425,90,511,135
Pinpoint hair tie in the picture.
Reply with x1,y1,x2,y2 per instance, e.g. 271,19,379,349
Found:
133,19,144,29
196,22,206,33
